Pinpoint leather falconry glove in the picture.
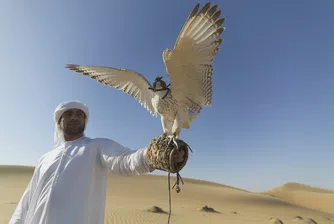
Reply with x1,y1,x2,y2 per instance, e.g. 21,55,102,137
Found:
145,135,191,174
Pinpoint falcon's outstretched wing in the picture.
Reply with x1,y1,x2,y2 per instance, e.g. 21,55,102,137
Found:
65,64,158,117
163,3,225,108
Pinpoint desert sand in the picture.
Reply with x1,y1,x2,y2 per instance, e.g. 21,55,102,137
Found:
264,182,334,215
1,165,333,224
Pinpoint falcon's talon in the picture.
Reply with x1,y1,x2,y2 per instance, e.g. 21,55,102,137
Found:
173,137,179,149
166,134,179,149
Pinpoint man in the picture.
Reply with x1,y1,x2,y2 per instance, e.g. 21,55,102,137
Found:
9,100,188,224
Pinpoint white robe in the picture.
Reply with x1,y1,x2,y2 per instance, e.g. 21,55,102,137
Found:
9,136,151,224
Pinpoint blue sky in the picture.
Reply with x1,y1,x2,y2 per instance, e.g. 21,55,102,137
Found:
0,0,333,192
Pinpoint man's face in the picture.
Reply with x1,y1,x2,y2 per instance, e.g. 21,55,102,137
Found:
58,109,86,137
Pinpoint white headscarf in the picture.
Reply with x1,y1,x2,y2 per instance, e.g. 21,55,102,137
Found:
53,100,89,148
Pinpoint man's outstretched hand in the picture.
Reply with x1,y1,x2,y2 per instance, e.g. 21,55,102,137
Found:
145,135,191,174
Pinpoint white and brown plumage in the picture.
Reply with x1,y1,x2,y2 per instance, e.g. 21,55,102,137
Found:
66,3,225,141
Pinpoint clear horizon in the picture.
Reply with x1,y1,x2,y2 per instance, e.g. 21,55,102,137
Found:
0,0,333,192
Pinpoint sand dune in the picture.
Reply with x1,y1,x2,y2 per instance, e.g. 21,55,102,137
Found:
264,182,334,215
1,165,333,224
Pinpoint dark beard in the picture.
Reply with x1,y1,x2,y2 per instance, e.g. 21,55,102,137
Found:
63,123,85,136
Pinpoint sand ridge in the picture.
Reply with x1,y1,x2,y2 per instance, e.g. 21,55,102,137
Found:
264,182,334,215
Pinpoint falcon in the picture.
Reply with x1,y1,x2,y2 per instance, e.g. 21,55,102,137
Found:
66,3,225,145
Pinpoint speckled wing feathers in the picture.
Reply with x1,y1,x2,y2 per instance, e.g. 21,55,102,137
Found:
65,64,158,117
163,3,225,109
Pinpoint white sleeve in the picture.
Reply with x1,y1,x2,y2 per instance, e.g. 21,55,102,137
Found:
9,161,39,224
99,139,152,176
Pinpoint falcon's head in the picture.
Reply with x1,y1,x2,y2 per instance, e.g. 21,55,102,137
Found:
152,76,168,90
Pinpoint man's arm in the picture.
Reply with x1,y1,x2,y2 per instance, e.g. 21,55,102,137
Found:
9,180,33,223
99,139,154,176
9,161,40,224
